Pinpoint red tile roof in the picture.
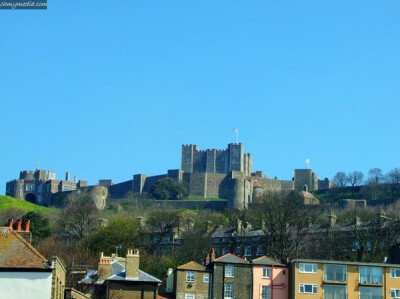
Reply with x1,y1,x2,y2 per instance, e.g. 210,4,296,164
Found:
0,227,49,269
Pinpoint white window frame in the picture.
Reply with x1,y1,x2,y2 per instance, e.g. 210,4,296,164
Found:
225,265,234,277
224,283,234,299
391,289,400,298
391,268,400,278
185,294,195,299
262,285,271,299
256,245,264,256
262,267,271,278
186,271,195,282
203,273,209,283
299,283,317,294
299,263,317,274
244,246,251,256
235,246,241,256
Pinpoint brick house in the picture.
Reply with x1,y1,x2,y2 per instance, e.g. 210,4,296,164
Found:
173,261,211,299
0,219,66,299
82,249,162,299
208,252,252,299
252,256,288,299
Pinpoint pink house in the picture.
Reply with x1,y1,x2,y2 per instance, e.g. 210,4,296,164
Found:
252,256,289,299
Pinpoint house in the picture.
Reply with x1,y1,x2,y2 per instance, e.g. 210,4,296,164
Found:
290,258,400,298
208,251,252,299
210,221,267,260
82,249,162,299
0,218,66,299
172,260,211,299
252,256,288,299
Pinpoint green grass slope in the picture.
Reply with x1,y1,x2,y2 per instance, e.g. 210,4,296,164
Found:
0,195,51,213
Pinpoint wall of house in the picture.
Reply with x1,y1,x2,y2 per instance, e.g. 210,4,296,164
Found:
108,282,158,299
175,269,210,299
253,265,288,299
0,271,52,299
212,263,252,299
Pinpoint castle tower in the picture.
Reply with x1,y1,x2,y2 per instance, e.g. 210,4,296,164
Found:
181,145,198,173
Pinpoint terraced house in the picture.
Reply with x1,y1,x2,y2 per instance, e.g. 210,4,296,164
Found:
290,259,400,299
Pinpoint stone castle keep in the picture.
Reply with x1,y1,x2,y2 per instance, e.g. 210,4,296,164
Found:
5,143,333,209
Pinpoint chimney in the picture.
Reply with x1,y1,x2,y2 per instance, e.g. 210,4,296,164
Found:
126,249,140,278
65,172,70,181
205,253,210,265
98,252,112,281
8,219,13,229
210,248,215,262
16,219,22,231
24,220,30,232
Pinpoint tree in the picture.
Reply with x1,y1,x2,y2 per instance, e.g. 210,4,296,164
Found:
57,192,99,247
368,168,384,184
89,218,140,256
149,178,187,200
21,211,51,244
348,171,364,187
250,191,320,261
332,172,348,187
387,168,400,184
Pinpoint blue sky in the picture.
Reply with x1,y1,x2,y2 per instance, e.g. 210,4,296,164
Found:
1,1,399,192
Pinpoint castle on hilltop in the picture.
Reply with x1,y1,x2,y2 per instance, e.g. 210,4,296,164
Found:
5,143,333,210
105,143,333,209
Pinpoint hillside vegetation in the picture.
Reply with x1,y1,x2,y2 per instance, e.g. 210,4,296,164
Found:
0,195,51,214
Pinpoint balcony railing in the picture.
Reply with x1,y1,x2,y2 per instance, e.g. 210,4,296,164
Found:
324,272,347,283
359,275,383,285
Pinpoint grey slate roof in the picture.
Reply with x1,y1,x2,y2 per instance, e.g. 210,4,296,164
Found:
108,269,162,283
211,226,265,238
252,256,285,266
213,253,250,264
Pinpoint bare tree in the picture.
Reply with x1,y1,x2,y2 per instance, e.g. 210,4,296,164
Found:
250,191,320,261
348,171,364,187
387,167,400,184
368,168,384,184
333,172,348,187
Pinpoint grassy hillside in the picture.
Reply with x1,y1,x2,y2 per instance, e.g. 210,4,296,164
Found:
0,195,51,213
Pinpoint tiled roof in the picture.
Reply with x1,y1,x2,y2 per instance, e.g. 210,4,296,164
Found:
213,253,250,264
0,227,49,269
252,256,285,266
177,261,207,271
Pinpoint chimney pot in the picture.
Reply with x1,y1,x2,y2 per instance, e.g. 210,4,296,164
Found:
8,219,13,229
24,220,30,232
16,219,22,231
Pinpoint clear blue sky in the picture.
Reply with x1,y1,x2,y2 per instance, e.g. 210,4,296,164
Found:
1,1,399,192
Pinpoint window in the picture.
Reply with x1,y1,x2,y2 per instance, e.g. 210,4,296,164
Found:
324,285,346,299
185,294,195,299
224,283,234,299
262,268,270,278
391,268,400,278
225,266,234,277
203,274,209,283
186,271,195,282
359,267,382,284
222,248,228,255
235,246,241,256
245,246,252,256
262,285,270,299
324,264,347,282
359,286,382,299
299,263,317,273
256,246,264,256
299,284,317,294
391,289,400,298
